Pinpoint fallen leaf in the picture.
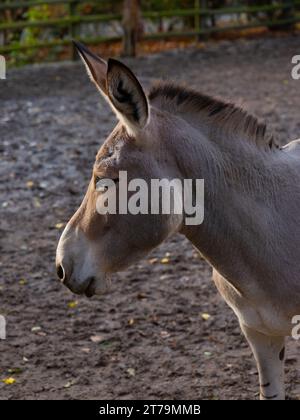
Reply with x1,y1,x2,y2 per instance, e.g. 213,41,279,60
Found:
128,319,135,326
34,198,41,208
64,380,75,388
31,326,41,333
26,181,34,189
8,368,22,375
160,331,170,339
127,368,136,377
201,313,211,321
90,335,104,344
2,377,16,385
19,279,27,286
161,258,170,264
55,223,65,230
149,258,158,264
67,301,78,309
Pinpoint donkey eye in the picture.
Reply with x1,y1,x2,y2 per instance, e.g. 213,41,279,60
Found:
95,177,108,193
95,177,119,193
107,146,114,157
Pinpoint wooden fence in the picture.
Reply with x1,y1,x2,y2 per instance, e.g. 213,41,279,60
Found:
1,0,300,61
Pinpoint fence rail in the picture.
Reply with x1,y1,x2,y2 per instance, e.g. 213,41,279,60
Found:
1,0,300,60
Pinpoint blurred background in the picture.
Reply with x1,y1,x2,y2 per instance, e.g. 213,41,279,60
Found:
1,0,300,401
1,0,300,65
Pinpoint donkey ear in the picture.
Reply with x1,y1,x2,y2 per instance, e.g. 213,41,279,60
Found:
73,41,108,96
106,58,149,132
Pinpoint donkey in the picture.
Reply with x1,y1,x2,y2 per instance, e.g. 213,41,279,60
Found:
56,41,300,400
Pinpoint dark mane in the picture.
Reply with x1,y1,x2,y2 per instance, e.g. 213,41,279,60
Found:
148,82,279,150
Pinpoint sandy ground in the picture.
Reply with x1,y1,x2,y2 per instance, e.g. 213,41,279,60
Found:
0,34,300,400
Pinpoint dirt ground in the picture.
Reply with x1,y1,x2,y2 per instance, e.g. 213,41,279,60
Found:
1,34,300,400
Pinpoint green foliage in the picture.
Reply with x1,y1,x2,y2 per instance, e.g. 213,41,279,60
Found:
22,4,50,45
8,2,68,65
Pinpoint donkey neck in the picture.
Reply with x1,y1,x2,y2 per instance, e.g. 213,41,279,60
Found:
173,115,284,291
149,83,294,293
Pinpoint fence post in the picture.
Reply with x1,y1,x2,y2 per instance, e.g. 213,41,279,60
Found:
194,0,200,40
282,0,295,21
270,0,295,31
122,0,141,57
70,0,79,60
195,0,208,41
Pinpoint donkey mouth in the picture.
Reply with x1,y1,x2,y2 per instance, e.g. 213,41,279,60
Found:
85,277,97,298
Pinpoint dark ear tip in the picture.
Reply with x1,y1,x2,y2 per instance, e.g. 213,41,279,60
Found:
72,40,88,54
73,41,107,66
107,58,120,70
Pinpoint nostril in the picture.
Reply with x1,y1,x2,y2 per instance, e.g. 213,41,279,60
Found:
57,265,65,282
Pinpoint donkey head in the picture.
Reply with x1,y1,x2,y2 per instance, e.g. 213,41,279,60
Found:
56,43,184,297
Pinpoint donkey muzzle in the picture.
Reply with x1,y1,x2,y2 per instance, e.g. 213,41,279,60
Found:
56,225,109,298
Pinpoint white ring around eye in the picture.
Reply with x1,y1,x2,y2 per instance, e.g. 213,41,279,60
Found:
108,146,114,157
97,185,108,193
96,178,115,193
